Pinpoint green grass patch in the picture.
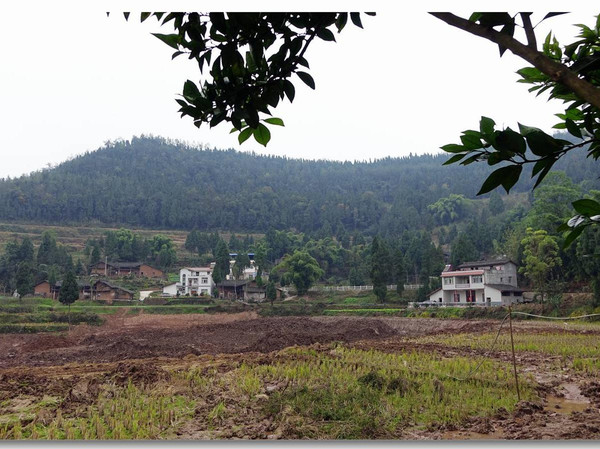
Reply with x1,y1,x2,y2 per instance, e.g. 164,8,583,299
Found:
0,323,69,333
415,330,600,374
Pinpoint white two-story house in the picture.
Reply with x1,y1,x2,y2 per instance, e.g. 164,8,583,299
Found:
177,267,215,296
428,258,523,306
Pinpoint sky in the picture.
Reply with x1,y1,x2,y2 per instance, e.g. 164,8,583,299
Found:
0,2,597,179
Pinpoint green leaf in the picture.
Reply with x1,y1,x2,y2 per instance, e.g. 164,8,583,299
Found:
152,33,180,50
140,12,151,22
297,71,315,89
253,123,271,147
317,28,336,42
524,130,563,156
565,119,582,138
440,144,466,154
238,127,253,145
461,154,483,165
182,80,200,101
494,128,526,154
443,154,466,165
477,165,523,195
264,117,285,126
460,133,483,150
283,80,295,102
572,199,600,216
563,226,586,249
335,13,348,32
479,116,496,136
350,12,363,28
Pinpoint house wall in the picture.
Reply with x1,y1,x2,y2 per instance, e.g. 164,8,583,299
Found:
179,268,214,296
140,265,163,278
34,282,52,297
163,284,178,296
90,263,107,276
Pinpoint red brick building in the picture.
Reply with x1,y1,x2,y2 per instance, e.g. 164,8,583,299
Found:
90,261,163,278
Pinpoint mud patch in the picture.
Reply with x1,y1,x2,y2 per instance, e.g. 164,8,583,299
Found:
109,361,170,386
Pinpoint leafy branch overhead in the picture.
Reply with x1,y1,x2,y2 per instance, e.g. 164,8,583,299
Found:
129,12,373,146
433,12,600,246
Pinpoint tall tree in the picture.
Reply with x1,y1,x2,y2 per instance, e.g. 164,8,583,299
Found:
59,271,79,326
276,250,323,295
370,236,391,303
266,280,277,307
488,191,505,216
15,262,35,298
37,231,58,265
213,239,230,283
520,228,562,302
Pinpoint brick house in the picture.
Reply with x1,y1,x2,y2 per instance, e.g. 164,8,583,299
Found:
92,280,134,302
34,280,92,300
90,261,163,278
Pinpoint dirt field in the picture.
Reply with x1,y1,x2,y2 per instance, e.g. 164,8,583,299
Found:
1,311,599,440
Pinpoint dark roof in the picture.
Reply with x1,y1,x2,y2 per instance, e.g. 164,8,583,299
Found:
110,262,143,269
458,259,515,269
246,286,266,293
217,280,249,288
486,284,523,293
93,280,134,294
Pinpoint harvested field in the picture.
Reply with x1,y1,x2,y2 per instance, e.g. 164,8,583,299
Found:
0,311,599,440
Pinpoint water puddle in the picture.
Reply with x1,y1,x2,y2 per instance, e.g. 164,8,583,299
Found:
544,383,590,415
545,396,590,414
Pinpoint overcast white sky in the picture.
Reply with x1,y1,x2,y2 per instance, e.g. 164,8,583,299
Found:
0,2,597,179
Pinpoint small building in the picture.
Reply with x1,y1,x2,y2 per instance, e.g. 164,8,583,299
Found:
177,267,215,296
92,280,134,302
428,258,524,306
217,280,268,301
217,280,249,300
90,261,164,278
35,280,91,300
34,281,53,298
162,283,178,297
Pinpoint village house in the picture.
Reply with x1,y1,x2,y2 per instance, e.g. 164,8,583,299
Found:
92,280,134,302
177,267,215,296
89,261,163,278
428,258,524,306
34,280,92,300
217,279,266,301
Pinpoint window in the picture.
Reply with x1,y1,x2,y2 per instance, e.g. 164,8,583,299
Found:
201,278,208,284
508,276,512,284
443,277,453,285
471,275,482,284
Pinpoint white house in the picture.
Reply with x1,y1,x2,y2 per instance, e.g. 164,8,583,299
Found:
177,267,215,296
428,258,524,306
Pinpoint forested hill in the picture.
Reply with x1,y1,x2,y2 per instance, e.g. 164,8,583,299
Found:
0,136,596,235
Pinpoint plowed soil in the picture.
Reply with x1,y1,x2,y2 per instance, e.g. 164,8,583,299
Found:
1,311,599,440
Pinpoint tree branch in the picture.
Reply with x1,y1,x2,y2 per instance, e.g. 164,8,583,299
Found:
430,12,600,110
519,13,537,50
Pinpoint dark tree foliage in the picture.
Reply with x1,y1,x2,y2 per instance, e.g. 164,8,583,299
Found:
370,236,391,303
433,13,600,245
131,12,373,146
59,271,79,307
1,136,596,236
